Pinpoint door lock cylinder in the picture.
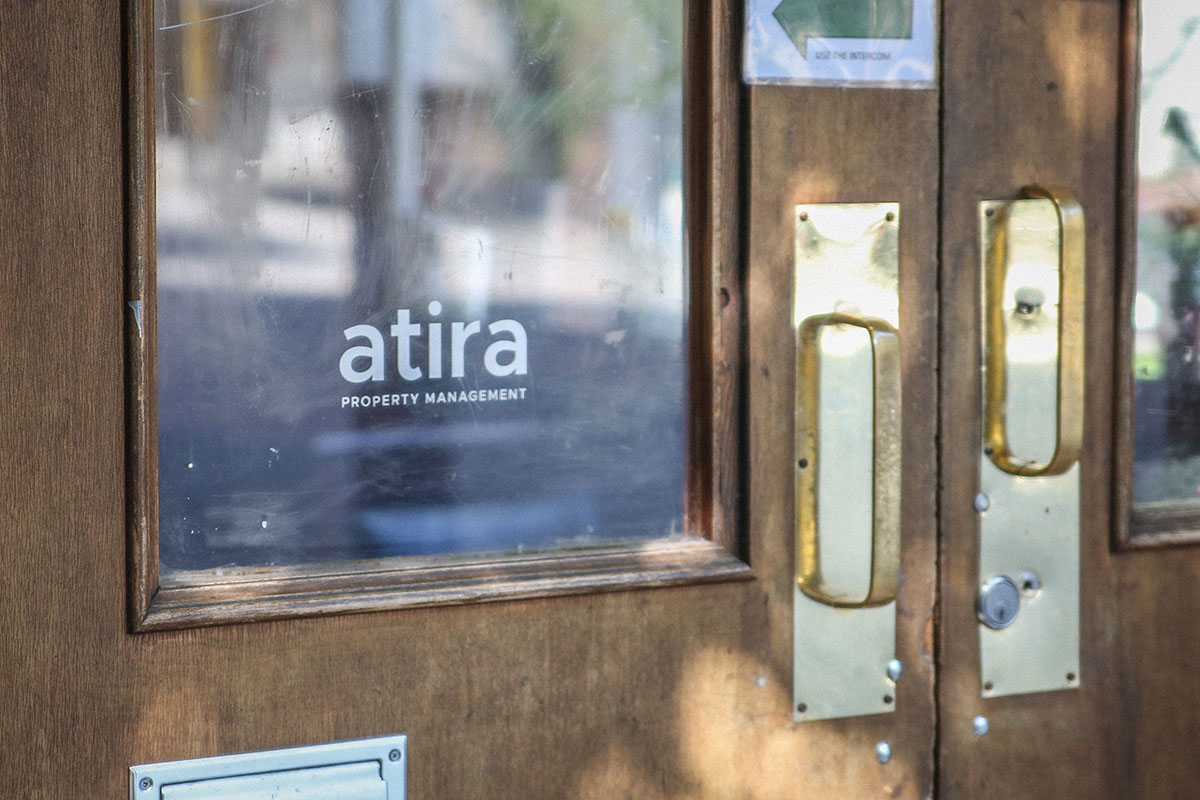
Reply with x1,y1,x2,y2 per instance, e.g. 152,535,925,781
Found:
977,575,1021,630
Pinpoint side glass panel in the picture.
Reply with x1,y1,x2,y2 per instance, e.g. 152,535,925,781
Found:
154,0,686,575
1130,0,1200,515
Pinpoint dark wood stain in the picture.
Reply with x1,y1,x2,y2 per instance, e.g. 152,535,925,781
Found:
746,76,940,796
0,0,940,797
936,0,1194,796
125,0,750,632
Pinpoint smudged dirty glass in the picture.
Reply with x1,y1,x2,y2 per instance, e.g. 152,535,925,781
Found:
1131,1,1200,509
153,0,686,573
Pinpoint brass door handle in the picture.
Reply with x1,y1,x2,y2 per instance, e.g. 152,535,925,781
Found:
983,185,1085,477
795,312,902,608
976,188,1084,698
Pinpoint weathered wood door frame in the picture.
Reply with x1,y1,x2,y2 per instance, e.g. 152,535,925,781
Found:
11,0,1186,797
1,1,941,797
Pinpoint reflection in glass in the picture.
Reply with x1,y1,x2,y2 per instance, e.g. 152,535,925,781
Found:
1132,1,1200,508
154,0,686,573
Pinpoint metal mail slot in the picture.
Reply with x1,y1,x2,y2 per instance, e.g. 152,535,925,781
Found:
131,735,406,800
162,762,384,800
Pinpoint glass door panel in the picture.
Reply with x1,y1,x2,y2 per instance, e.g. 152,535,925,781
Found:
1129,0,1200,527
153,0,688,573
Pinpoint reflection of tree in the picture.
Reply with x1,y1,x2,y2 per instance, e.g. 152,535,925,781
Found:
1143,17,1200,93
495,0,682,181
1161,106,1200,451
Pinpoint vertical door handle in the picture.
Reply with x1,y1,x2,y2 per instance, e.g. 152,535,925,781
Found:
976,187,1084,697
983,185,1085,477
795,312,902,608
792,202,903,721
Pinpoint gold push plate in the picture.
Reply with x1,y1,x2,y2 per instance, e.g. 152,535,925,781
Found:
976,188,1083,698
792,203,902,722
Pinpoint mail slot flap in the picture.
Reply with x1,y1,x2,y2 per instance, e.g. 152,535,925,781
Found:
161,761,385,800
131,735,405,800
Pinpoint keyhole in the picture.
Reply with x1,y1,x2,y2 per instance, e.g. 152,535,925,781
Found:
978,576,1020,630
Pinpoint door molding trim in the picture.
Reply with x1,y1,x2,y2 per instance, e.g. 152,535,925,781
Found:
123,0,750,631
137,538,751,631
1109,0,1200,551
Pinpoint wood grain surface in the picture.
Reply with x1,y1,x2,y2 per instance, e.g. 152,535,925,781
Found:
745,77,941,796
937,0,1200,796
31,0,1200,796
2,1,935,798
937,0,1124,792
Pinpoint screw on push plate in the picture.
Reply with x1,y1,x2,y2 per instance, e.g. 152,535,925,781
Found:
977,575,1021,629
973,492,990,512
1018,570,1041,596
875,742,892,764
887,659,903,683
1014,286,1047,317
139,777,153,791
973,716,990,737
388,749,402,762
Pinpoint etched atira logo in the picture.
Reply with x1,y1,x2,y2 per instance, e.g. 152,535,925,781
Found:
339,301,528,383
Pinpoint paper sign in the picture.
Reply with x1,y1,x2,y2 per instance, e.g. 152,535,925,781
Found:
744,0,937,88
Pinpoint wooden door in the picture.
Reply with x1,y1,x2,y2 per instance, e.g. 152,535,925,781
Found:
2,2,942,798
8,0,1193,798
937,0,1200,796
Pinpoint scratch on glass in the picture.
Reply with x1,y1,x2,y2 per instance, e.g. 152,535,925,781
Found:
159,0,279,31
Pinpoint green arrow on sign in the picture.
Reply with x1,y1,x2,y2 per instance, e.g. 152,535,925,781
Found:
772,0,914,58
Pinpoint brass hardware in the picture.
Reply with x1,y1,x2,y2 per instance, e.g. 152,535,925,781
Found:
795,312,901,607
791,202,901,722
975,462,1080,696
976,191,1083,697
982,185,1085,477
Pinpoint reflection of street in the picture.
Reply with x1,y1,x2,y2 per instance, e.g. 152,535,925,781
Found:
1132,147,1200,503
1132,183,1200,504
154,0,687,572
1131,5,1200,507
157,288,685,569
